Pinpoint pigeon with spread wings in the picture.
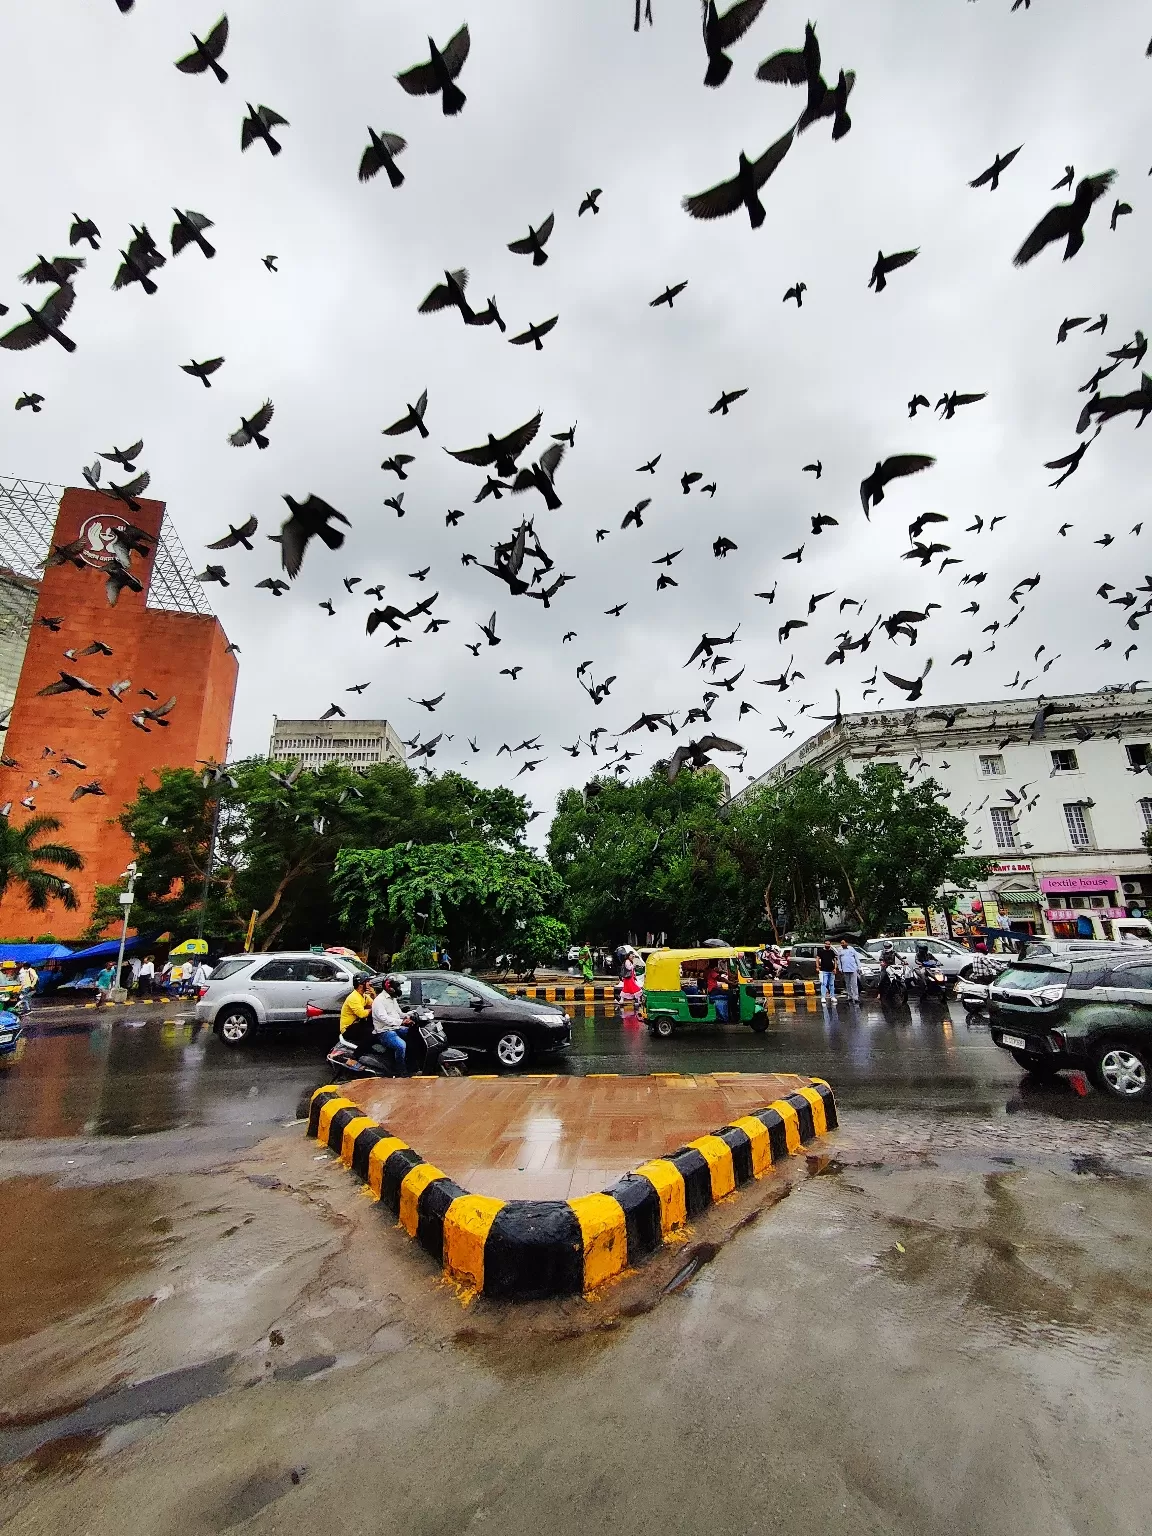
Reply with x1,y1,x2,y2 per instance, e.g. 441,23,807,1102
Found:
359,129,407,187
1,283,77,353
1014,171,1115,265
174,14,229,83
445,411,541,478
279,495,350,578
702,0,767,88
682,127,794,229
666,735,744,782
241,104,289,156
859,454,935,518
396,24,470,116
507,213,555,266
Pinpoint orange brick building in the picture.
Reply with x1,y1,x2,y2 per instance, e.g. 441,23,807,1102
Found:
0,482,237,940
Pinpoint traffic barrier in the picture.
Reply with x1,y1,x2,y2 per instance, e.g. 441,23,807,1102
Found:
305,1077,837,1300
503,980,819,1000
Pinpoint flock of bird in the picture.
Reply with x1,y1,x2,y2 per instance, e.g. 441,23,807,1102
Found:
3,2,1151,835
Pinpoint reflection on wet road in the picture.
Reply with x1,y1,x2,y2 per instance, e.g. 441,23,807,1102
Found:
0,995,1142,1142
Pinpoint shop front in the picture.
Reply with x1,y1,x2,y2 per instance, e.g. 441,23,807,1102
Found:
1039,874,1151,941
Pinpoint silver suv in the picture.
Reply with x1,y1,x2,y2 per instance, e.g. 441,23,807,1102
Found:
863,936,990,984
195,951,370,1046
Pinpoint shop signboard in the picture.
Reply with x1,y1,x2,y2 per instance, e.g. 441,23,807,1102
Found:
992,860,1034,875
1039,875,1119,894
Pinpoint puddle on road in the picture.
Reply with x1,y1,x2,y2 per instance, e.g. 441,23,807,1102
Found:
0,1177,162,1349
879,1169,1152,1356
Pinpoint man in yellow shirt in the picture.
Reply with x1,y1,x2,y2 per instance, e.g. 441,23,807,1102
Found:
339,976,374,1050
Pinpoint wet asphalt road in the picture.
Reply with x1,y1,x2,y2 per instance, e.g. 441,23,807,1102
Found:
0,993,1143,1143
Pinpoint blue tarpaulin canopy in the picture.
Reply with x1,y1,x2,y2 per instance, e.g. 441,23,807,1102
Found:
0,942,74,965
65,935,155,963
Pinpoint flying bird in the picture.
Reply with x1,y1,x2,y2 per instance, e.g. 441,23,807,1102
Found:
1111,200,1133,231
181,356,224,387
20,255,85,286
320,703,346,721
1014,171,1115,265
198,565,229,585
667,734,744,782
578,189,602,216
755,20,854,138
969,146,1022,190
802,460,822,478
511,443,565,510
381,454,414,479
445,411,541,477
701,0,767,87
15,392,44,412
69,216,100,250
36,671,101,698
359,128,407,187
783,282,807,307
859,454,936,518
263,254,278,271
869,249,919,292
936,391,987,419
508,315,558,350
1057,316,1090,343
99,439,143,473
710,387,747,416
171,209,216,259
478,612,501,646
650,282,688,309
883,658,934,702
682,127,795,230
279,495,350,578
229,400,274,449
1,283,77,352
382,388,429,438
396,25,470,115
622,499,650,530
507,213,555,266
174,14,229,82
241,104,290,155
418,269,471,316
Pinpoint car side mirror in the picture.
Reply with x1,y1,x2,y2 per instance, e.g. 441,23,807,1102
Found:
469,996,487,1010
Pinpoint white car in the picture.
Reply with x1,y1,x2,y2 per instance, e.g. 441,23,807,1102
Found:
194,950,371,1046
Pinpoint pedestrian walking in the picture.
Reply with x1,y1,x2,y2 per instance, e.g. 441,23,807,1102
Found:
94,963,115,1007
578,943,594,983
138,955,155,995
836,938,860,1003
16,962,38,1007
817,941,837,999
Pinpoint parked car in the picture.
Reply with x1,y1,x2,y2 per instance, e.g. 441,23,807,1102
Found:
394,972,570,1068
781,942,881,989
195,951,370,1045
988,952,1152,1101
863,936,984,984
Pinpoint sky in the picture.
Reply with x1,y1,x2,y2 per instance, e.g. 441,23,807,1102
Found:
2,0,1151,831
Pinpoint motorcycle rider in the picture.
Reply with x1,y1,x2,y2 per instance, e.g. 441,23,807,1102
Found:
371,975,411,1074
338,975,376,1057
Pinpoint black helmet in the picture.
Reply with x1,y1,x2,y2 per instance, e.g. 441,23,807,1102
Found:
382,975,403,997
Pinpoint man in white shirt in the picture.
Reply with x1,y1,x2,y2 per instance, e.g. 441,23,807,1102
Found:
371,976,410,1073
190,960,213,990
138,956,156,996
16,964,38,1005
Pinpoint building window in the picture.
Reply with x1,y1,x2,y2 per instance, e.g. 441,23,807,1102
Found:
1127,744,1151,769
1050,749,1078,773
991,807,1016,849
1064,802,1094,848
980,754,1005,777
1140,798,1152,829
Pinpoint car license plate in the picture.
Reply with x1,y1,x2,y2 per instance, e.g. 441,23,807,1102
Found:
1000,1034,1027,1051
0,1032,13,1045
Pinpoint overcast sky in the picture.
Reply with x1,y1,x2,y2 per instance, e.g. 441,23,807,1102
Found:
3,0,1150,825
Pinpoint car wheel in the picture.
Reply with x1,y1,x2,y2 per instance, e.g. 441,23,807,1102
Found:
495,1030,529,1069
1090,1040,1150,1101
216,1005,257,1047
1008,1048,1058,1077
749,1016,769,1034
963,1001,987,1015
654,1016,675,1038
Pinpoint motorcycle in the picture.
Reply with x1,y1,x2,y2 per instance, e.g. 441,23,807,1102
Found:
879,952,919,1000
325,1006,468,1079
918,962,950,1001
0,1008,25,1067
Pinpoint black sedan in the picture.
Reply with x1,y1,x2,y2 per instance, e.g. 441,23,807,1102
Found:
393,971,571,1069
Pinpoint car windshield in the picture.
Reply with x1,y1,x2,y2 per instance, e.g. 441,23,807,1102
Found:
460,976,511,1002
208,957,253,981
995,965,1069,990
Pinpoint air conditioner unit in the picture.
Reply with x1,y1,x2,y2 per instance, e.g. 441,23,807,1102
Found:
1123,882,1142,897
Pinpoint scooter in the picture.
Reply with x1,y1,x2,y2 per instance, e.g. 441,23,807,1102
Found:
918,961,950,1001
0,1008,25,1067
325,1006,467,1079
879,952,919,1000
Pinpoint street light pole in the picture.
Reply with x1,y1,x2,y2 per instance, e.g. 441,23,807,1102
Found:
197,789,224,942
114,861,138,992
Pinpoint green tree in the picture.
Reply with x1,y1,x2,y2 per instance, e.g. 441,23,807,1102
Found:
0,813,83,918
332,840,566,968
547,769,742,943
90,759,533,950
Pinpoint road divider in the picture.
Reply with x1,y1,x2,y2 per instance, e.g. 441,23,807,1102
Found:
306,1077,837,1301
503,980,819,1000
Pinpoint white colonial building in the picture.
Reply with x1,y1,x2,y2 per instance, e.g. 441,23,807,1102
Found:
732,687,1152,941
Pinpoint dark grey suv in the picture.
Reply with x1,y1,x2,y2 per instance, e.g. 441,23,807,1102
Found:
988,953,1152,1102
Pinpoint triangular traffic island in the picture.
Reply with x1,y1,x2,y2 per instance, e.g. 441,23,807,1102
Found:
306,1072,837,1302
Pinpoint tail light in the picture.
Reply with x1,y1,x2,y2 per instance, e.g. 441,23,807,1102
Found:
198,986,209,1000
305,1002,325,1020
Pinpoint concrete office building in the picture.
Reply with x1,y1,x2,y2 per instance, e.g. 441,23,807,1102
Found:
0,478,237,939
732,687,1152,940
269,717,406,771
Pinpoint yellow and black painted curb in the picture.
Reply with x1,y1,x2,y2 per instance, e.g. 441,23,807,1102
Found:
505,980,819,1000
305,1078,837,1301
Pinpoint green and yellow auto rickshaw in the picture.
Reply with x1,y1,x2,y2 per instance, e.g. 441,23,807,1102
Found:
642,947,769,1038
